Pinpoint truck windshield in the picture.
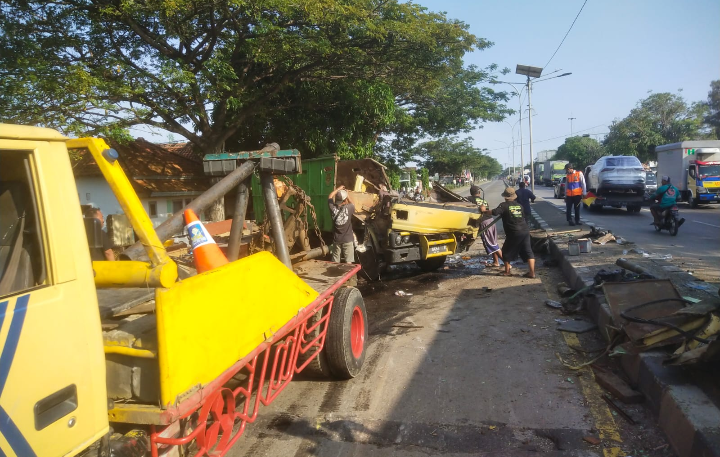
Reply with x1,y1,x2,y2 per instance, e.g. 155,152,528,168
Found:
698,165,720,177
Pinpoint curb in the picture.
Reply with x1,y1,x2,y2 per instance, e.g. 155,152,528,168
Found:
528,209,720,457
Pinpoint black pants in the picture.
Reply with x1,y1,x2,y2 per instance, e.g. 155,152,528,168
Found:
565,195,582,222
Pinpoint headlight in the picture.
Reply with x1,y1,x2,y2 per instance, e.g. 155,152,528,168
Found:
697,187,706,193
402,235,410,244
394,234,402,245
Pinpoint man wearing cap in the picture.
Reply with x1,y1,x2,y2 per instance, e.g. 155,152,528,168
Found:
328,186,356,263
468,185,487,207
564,163,586,226
481,187,536,278
650,176,683,226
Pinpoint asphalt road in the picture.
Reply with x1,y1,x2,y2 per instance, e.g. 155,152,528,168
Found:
226,179,671,456
530,184,720,282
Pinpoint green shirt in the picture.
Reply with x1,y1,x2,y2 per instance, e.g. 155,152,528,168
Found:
654,184,679,208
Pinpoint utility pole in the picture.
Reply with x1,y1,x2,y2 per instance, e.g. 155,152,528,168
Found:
568,117,576,136
527,76,535,192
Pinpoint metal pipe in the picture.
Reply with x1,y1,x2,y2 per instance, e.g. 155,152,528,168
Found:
290,246,329,263
227,178,250,261
261,172,292,268
121,161,256,260
616,258,657,279
527,76,535,193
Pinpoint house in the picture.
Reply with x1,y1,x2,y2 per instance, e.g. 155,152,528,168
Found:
73,139,212,228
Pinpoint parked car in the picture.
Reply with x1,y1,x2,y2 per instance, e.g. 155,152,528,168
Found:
554,176,567,199
586,156,646,196
644,171,657,200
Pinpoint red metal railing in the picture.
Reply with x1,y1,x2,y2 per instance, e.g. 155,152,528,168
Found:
149,263,359,456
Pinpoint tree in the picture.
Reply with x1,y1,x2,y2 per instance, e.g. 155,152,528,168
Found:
0,0,510,162
705,80,720,138
603,92,711,162
554,136,604,169
413,137,500,179
420,168,430,191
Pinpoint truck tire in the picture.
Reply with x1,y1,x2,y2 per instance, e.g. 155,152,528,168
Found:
690,192,699,209
325,287,367,379
296,308,334,379
416,256,447,272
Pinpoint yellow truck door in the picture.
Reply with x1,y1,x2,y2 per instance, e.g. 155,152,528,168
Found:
0,126,108,456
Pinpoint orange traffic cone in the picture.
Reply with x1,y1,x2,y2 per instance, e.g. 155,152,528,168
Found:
184,209,228,273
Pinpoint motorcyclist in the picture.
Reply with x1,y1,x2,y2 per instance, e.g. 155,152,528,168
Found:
650,176,684,227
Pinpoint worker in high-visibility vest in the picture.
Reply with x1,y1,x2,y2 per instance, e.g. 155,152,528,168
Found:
564,163,586,226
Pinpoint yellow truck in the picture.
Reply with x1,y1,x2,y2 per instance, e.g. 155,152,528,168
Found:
0,124,368,456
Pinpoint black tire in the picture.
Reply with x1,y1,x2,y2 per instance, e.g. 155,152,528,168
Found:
296,308,334,379
416,256,447,271
325,287,368,379
669,218,678,236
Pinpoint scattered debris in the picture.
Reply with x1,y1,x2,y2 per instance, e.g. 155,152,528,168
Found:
592,367,644,404
545,300,563,309
583,436,601,445
566,377,574,384
462,256,471,260
557,282,575,297
592,233,616,245
602,394,637,424
615,258,657,279
557,319,598,334
394,290,413,296
686,281,715,292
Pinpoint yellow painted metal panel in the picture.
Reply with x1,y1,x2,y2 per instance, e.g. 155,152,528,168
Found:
0,123,67,141
0,132,109,456
391,203,480,235
155,252,319,407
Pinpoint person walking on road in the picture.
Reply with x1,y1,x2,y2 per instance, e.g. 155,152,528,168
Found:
328,185,355,263
564,163,586,226
481,187,535,278
515,181,536,219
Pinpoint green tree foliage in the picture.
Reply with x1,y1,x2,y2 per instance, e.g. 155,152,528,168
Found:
0,0,510,159
413,137,501,179
604,92,711,162
553,136,604,169
705,80,720,138
420,167,430,191
387,170,401,191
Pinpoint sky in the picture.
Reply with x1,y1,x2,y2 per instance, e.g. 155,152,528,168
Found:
412,0,720,170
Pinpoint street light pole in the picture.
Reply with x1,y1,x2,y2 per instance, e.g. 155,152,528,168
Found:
527,76,535,192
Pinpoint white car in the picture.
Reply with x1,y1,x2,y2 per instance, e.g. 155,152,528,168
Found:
586,156,646,196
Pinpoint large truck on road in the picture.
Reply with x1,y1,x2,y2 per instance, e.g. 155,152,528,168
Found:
542,160,568,186
656,141,720,207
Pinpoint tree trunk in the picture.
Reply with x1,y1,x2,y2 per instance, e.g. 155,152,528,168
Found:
206,142,225,222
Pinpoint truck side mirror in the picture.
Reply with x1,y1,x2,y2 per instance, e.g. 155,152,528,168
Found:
689,167,696,178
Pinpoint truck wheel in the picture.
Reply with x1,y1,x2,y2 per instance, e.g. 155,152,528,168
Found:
325,287,367,379
296,308,334,379
416,256,447,271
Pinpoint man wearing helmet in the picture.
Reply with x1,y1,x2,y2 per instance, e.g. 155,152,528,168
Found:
650,176,682,226
328,186,356,263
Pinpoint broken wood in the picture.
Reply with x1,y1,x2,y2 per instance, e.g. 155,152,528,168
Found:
592,367,644,404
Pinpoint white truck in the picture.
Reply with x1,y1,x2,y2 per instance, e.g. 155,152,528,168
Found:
656,141,720,208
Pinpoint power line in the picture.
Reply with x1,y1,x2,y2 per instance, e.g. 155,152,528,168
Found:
484,123,607,152
543,0,589,68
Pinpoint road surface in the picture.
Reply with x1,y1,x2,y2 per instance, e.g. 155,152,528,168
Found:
529,184,720,282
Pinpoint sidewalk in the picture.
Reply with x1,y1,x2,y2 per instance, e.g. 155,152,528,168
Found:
528,197,720,457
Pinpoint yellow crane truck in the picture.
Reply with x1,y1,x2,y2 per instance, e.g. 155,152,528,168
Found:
0,124,368,456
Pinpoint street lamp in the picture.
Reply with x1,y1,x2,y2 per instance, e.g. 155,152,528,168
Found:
515,64,572,192
492,81,526,182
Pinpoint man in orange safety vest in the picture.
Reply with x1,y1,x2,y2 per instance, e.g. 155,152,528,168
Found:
564,163,586,226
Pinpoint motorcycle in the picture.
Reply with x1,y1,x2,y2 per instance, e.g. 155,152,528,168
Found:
653,204,684,236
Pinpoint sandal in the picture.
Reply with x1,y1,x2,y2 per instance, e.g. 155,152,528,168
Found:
522,272,536,279
497,271,513,276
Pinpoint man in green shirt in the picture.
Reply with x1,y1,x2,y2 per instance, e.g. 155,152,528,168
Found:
650,176,682,226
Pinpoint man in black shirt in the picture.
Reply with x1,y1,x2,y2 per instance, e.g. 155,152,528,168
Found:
482,187,535,278
328,186,356,263
515,181,536,219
